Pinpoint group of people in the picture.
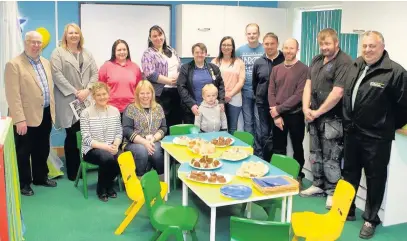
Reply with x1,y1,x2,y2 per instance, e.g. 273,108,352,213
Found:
4,20,407,239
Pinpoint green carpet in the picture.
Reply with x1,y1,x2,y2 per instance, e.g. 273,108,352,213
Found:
21,171,406,241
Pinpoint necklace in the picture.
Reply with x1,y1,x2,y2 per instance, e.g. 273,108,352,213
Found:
142,108,153,135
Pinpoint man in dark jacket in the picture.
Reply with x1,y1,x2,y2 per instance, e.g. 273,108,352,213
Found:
252,32,284,160
342,30,407,239
300,28,352,210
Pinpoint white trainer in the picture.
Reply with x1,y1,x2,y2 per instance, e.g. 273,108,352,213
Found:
299,185,325,197
326,195,333,210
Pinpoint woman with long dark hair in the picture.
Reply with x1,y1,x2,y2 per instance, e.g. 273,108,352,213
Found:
141,25,182,130
211,37,245,134
99,39,142,115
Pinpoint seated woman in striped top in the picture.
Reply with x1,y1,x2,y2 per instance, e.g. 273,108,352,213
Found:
80,82,122,202
122,80,167,178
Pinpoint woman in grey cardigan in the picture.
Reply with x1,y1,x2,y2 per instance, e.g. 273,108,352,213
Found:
51,23,98,181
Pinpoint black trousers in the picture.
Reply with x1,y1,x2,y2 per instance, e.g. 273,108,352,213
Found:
83,148,121,194
271,112,306,177
14,107,52,187
64,121,81,181
343,133,392,225
156,88,183,133
256,104,272,160
183,111,195,125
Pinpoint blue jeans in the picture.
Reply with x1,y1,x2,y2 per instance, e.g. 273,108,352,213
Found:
225,103,242,134
124,142,164,176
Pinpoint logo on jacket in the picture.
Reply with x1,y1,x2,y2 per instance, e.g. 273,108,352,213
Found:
326,63,333,72
370,82,385,88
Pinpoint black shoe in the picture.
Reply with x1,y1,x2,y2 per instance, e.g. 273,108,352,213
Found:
107,188,117,198
359,222,376,239
20,185,34,196
98,193,108,202
347,210,356,221
33,178,57,187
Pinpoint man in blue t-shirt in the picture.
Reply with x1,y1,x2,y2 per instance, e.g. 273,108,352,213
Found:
236,23,265,156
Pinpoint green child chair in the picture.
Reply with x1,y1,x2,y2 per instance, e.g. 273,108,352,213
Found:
240,154,300,221
169,124,200,190
74,132,122,199
233,131,254,146
141,170,199,241
230,216,290,241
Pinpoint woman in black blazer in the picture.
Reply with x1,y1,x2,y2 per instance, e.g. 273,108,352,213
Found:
177,43,225,124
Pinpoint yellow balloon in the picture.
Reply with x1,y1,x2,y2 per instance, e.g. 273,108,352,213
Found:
36,27,51,49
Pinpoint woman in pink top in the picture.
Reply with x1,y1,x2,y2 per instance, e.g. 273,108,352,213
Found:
211,36,245,134
99,39,142,115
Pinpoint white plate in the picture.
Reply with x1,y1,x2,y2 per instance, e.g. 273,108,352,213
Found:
220,149,250,161
173,136,190,146
188,159,223,170
186,171,232,185
236,162,270,178
211,137,235,147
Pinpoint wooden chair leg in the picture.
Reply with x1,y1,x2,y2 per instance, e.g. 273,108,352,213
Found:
114,200,144,235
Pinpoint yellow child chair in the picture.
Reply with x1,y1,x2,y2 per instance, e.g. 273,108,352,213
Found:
291,179,356,241
115,151,168,235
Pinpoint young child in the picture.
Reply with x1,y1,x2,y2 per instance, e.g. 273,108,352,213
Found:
195,84,228,132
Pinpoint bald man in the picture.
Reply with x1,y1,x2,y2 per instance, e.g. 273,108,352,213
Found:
4,31,57,196
267,38,308,181
343,31,407,239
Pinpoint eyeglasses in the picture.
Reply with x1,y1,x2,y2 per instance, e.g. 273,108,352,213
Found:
221,44,233,48
27,40,43,46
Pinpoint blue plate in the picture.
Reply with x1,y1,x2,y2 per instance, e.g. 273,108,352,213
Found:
220,185,252,200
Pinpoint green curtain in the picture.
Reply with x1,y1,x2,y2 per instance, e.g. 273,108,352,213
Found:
300,9,359,66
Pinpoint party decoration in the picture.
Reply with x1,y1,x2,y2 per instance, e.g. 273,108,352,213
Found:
36,27,50,49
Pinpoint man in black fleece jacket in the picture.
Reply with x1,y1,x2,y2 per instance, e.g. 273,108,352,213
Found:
252,32,285,160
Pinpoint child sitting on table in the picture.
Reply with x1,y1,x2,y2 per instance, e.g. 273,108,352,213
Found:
195,84,228,133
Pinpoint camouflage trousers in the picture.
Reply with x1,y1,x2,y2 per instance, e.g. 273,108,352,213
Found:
308,117,344,195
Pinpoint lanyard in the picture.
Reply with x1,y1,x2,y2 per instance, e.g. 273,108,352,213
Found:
143,108,153,134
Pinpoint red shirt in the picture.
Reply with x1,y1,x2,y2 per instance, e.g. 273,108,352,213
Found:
99,59,142,112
